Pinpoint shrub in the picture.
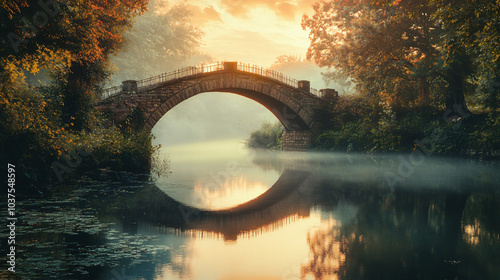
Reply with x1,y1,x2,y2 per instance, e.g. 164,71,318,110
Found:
247,121,284,150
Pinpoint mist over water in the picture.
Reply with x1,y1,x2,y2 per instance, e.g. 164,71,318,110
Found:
151,91,500,212
147,130,500,280
9,108,500,279
153,139,282,210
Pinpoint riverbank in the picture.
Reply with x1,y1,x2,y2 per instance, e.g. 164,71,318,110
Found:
248,95,500,159
1,81,158,192
311,96,500,159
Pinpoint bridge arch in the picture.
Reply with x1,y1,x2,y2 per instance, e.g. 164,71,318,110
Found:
97,62,338,150
143,72,314,131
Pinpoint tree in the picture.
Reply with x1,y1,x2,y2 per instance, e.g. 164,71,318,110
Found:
301,0,475,114
271,55,356,94
1,0,149,130
431,0,500,114
109,0,203,85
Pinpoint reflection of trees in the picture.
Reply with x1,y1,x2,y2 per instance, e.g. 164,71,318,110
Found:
301,220,344,280
461,191,500,279
301,186,481,280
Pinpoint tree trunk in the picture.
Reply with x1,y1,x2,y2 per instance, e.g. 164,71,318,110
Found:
62,61,94,131
445,58,472,118
419,77,430,105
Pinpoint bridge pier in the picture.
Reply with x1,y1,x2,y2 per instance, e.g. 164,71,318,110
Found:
282,130,313,151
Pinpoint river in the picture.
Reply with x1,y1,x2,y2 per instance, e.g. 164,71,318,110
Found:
1,140,499,280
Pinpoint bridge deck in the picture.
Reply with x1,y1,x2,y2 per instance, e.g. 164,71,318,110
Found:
102,61,320,99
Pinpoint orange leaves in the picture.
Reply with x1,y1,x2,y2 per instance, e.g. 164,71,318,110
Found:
5,0,148,66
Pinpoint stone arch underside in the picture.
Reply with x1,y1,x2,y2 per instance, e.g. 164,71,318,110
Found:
140,72,319,131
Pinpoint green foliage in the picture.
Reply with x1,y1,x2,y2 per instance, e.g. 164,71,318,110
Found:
431,0,500,111
303,0,499,156
247,121,284,150
302,0,500,114
1,0,149,131
313,96,500,156
89,128,154,173
0,1,181,190
0,81,155,189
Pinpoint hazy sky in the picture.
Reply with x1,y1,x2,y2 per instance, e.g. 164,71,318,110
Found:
153,0,326,148
173,0,317,67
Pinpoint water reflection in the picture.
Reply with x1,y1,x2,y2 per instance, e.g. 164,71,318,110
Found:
120,169,312,241
193,176,270,210
154,139,282,210
3,150,500,280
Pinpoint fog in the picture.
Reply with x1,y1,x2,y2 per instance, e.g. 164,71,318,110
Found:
154,147,500,210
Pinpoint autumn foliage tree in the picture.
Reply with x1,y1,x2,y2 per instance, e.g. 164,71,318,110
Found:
0,0,151,186
302,0,498,115
1,0,148,130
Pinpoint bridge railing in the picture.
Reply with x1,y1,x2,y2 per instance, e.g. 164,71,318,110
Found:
101,61,321,100
101,85,122,99
101,62,225,99
236,62,299,88
136,62,224,89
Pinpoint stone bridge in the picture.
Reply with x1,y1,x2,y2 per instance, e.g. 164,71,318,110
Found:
97,61,338,150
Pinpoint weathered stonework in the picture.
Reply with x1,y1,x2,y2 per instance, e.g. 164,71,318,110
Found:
281,130,313,151
97,62,329,151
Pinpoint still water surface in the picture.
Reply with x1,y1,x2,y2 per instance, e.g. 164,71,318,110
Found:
2,141,500,280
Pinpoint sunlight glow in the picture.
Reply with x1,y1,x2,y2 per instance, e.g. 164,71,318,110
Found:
170,0,314,66
194,176,270,210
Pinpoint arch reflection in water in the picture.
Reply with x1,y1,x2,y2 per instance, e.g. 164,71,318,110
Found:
193,176,271,210
122,169,313,241
153,141,286,210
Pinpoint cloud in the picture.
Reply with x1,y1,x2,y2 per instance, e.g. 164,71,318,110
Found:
297,0,316,13
275,2,298,21
219,0,303,21
203,6,223,21
188,4,223,25
206,29,305,65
